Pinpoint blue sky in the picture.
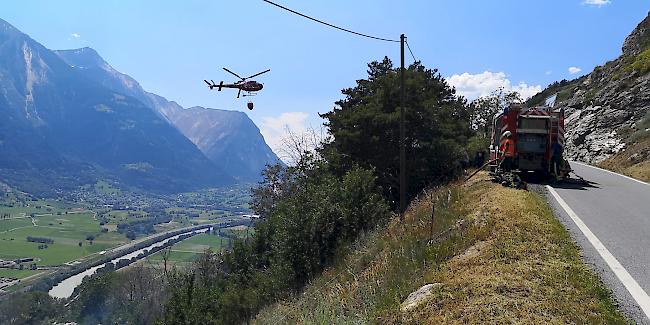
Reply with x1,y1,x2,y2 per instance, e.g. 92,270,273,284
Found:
2,0,649,154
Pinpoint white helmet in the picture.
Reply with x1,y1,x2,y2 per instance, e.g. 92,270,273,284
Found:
502,130,512,138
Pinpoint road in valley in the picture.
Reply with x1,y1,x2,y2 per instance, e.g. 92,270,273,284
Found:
546,161,650,324
49,217,252,299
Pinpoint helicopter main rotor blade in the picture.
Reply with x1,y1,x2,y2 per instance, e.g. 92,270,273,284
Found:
223,67,244,80
244,69,271,80
204,79,212,86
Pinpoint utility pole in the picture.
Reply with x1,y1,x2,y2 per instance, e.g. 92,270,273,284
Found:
400,34,407,218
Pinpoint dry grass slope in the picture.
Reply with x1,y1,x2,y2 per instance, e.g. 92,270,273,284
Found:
253,173,626,324
598,136,650,182
598,110,650,182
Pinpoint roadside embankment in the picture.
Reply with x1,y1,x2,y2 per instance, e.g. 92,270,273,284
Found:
253,172,626,324
598,136,650,182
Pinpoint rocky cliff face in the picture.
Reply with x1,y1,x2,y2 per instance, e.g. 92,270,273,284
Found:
530,12,650,164
622,12,650,57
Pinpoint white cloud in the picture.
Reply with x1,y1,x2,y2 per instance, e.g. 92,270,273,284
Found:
568,66,582,74
259,112,309,158
70,33,81,39
545,70,553,75
446,71,542,101
582,0,611,7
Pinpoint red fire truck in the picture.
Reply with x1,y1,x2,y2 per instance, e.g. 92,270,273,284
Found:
489,104,568,177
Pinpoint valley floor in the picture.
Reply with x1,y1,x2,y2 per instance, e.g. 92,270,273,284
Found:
253,172,626,324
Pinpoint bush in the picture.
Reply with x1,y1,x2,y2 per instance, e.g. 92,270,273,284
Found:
0,292,61,324
624,48,650,75
162,162,390,324
27,236,54,244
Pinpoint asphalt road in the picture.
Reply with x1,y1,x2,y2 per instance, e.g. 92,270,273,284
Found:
545,161,650,323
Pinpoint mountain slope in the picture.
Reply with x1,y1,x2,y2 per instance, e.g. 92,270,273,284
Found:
55,47,281,180
527,12,650,169
162,106,281,180
0,18,232,195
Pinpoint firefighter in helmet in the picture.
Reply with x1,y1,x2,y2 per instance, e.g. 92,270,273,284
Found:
499,130,515,171
551,141,565,180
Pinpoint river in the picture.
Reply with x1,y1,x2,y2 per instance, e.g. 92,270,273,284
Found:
48,227,211,299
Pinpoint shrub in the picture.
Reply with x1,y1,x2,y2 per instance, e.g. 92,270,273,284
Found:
624,48,650,75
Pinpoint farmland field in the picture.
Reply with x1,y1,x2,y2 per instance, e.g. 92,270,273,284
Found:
147,233,229,264
0,193,73,218
222,225,255,239
0,268,42,279
0,185,251,292
0,218,33,232
0,212,128,266
174,232,229,252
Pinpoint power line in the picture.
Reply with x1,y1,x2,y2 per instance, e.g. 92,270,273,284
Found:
261,0,399,43
405,40,417,62
262,0,416,220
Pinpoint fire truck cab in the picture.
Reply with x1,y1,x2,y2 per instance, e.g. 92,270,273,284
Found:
489,104,566,176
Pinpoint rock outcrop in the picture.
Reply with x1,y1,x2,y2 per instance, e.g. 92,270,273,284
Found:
623,12,650,57
400,283,443,312
531,12,650,163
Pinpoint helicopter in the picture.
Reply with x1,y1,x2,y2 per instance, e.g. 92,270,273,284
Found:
204,68,270,110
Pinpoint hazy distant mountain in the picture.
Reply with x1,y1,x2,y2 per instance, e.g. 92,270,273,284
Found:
54,47,174,122
55,47,281,180
162,106,281,181
0,18,232,195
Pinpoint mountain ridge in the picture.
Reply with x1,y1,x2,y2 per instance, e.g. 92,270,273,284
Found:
0,18,233,195
55,47,281,181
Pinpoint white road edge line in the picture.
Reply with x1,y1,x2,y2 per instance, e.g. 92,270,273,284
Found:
547,185,650,320
571,161,650,187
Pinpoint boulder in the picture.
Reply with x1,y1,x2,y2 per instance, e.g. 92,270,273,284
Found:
400,283,443,312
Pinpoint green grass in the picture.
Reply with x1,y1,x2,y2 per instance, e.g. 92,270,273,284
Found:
175,233,228,249
148,251,199,263
147,233,229,263
556,87,575,102
254,175,627,324
221,226,254,239
0,218,33,232
0,190,73,218
0,268,42,279
624,48,650,75
0,200,68,218
0,212,128,266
